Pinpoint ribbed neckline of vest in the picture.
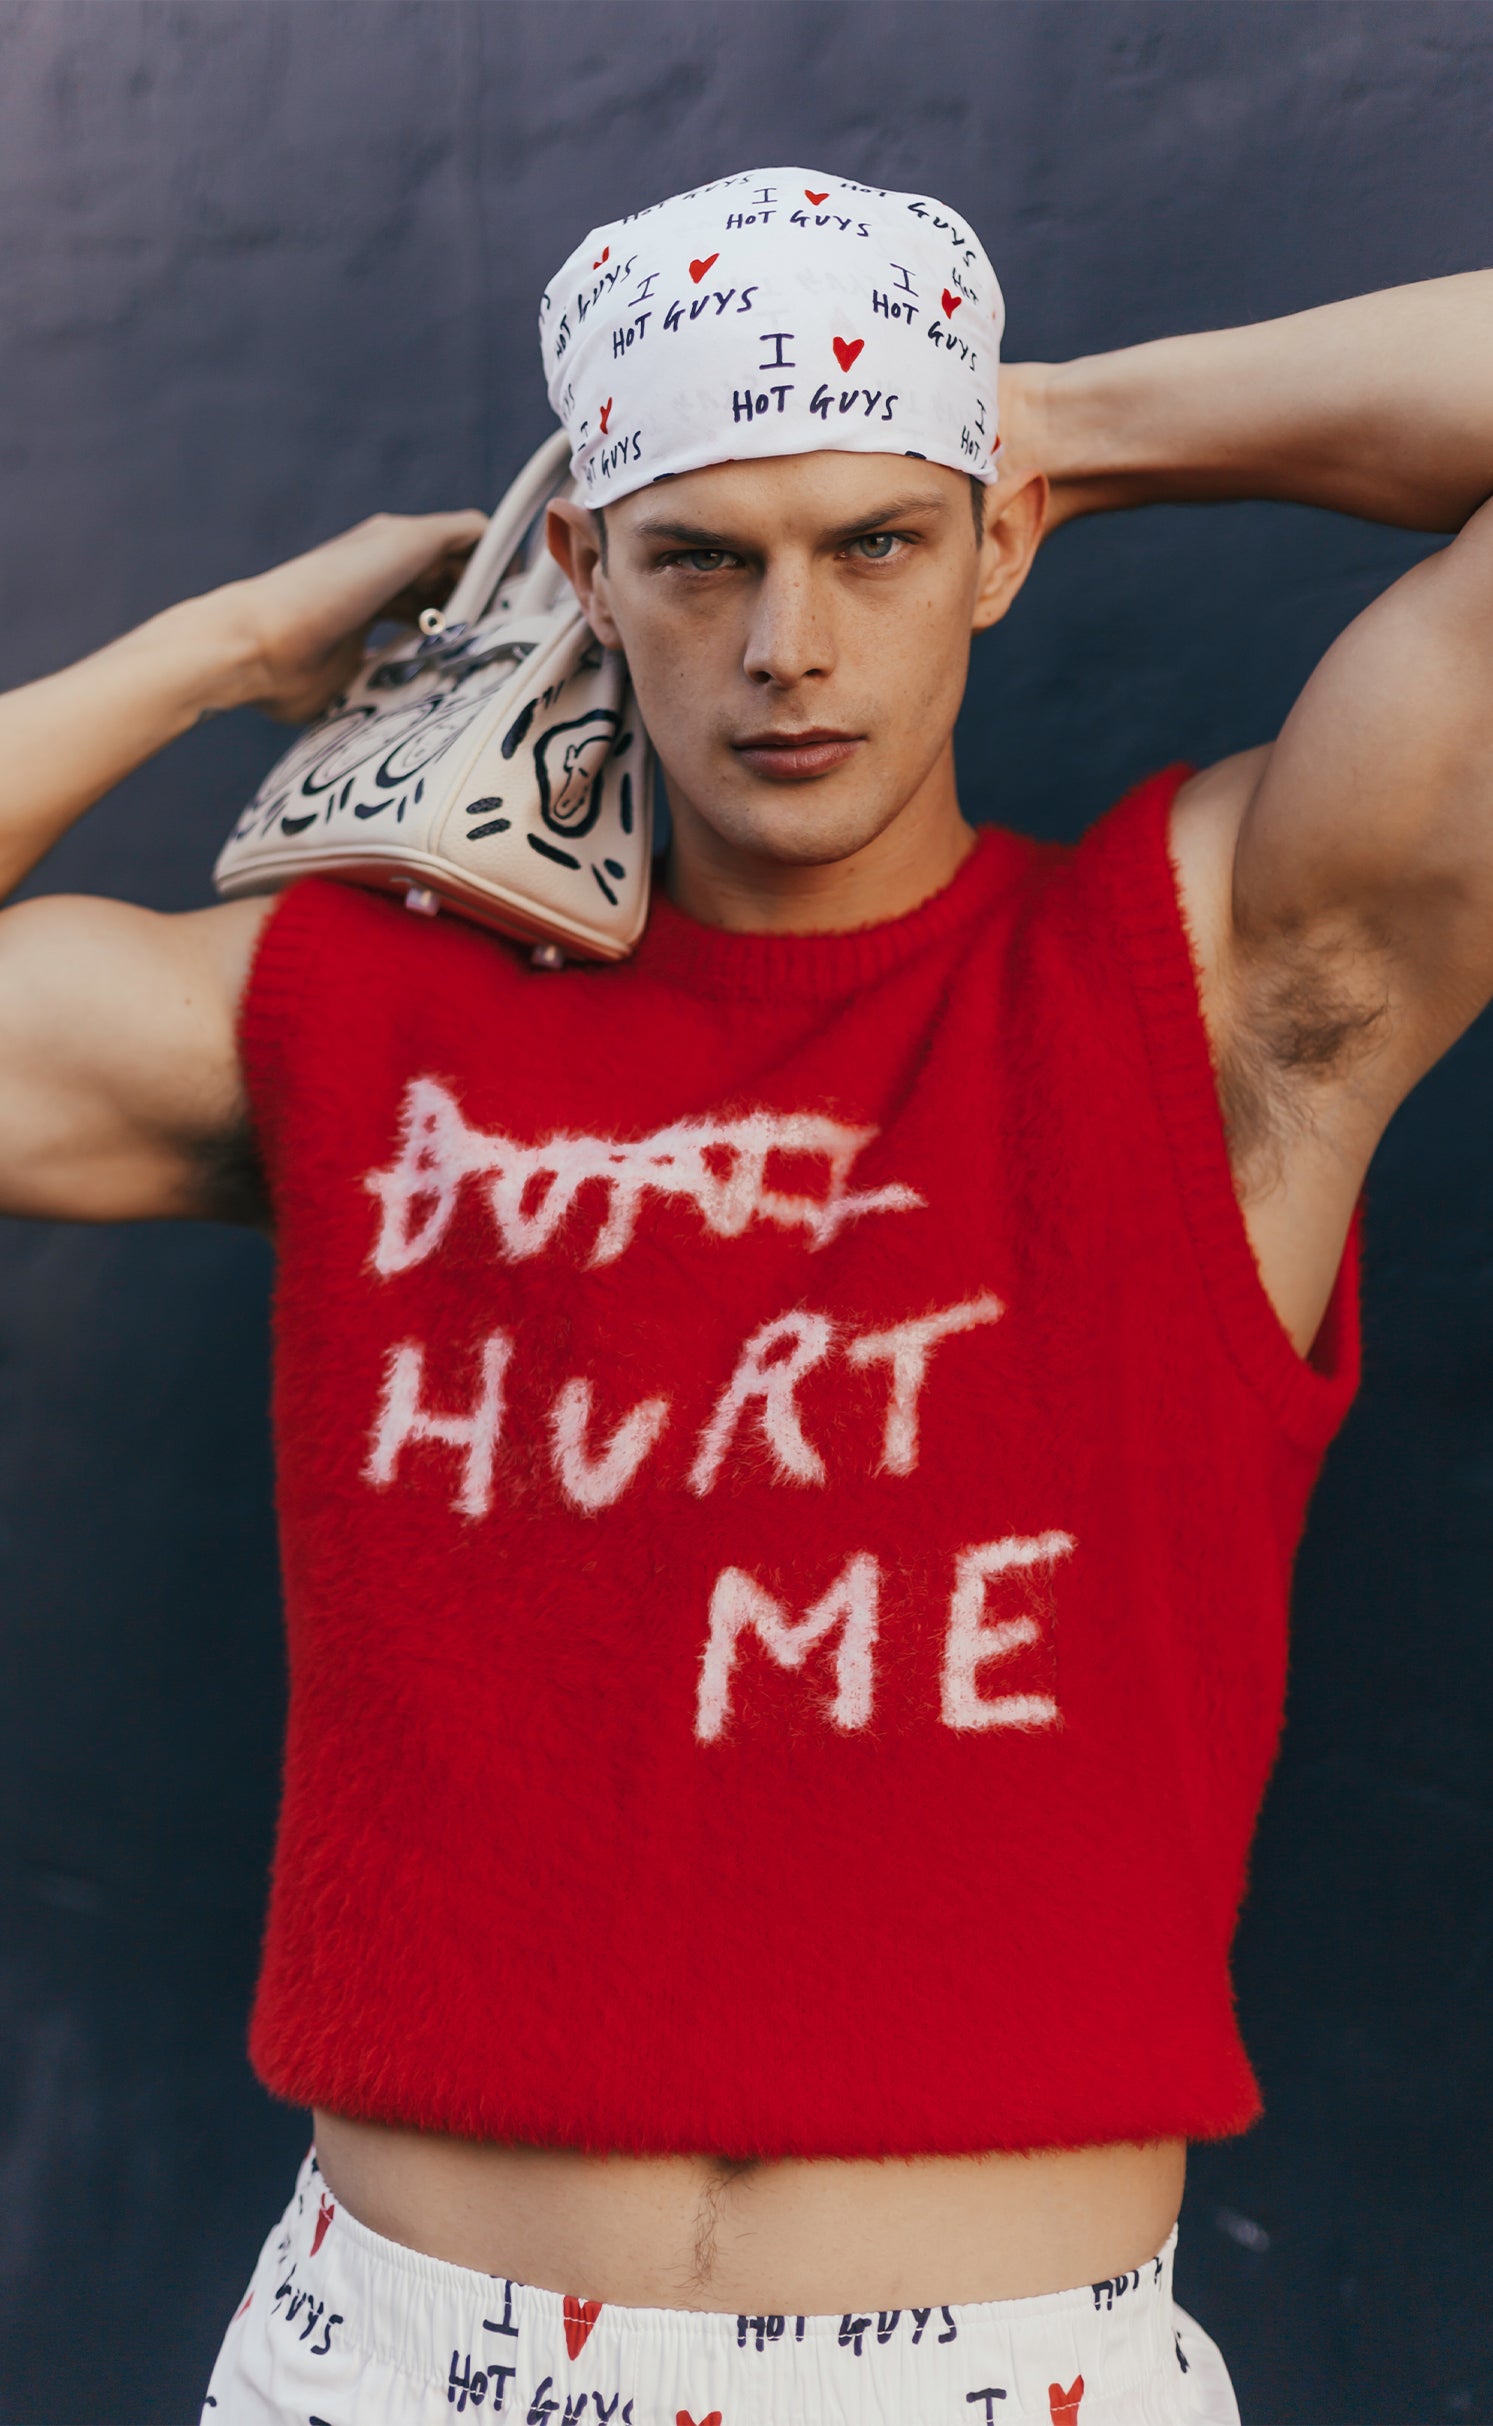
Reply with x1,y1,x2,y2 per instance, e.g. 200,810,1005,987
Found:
635,824,1030,997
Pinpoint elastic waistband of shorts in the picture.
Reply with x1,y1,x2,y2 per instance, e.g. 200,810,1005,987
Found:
266,2149,1184,2406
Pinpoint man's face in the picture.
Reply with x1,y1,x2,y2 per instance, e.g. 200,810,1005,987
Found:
548,453,1041,871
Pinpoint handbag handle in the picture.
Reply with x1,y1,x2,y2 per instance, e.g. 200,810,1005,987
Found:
442,426,575,630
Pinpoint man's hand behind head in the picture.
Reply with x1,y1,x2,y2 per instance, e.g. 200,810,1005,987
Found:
224,509,488,727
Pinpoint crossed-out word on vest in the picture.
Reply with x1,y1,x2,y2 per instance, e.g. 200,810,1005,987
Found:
359,1078,1077,1743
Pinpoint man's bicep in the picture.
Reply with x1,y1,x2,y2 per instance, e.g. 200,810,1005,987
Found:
1230,499,1493,1074
0,892,274,1222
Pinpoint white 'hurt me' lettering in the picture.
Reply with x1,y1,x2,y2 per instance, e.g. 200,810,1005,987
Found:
363,1331,512,1520
939,1533,1074,1730
696,1535,1075,1744
695,1553,881,1742
549,1378,671,1513
847,1293,1005,1474
687,1311,836,1495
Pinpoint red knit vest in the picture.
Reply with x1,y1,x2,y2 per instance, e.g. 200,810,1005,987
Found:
239,766,1359,2157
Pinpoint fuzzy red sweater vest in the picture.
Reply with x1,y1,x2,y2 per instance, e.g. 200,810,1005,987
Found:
239,766,1359,2158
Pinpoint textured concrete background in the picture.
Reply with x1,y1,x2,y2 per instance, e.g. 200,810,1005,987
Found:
0,4,1491,2419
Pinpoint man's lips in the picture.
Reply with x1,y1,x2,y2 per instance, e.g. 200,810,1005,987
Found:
731,729,863,782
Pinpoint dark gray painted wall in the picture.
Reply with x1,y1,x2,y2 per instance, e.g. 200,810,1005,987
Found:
0,5,1490,2419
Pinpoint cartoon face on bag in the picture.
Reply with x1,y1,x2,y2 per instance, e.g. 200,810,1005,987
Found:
366,633,536,694
536,710,622,837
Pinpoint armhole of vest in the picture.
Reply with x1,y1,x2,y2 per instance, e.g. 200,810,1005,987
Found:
235,878,328,1202
1090,766,1362,1454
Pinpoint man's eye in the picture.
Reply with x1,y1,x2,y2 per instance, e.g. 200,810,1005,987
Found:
852,533,901,561
673,550,732,573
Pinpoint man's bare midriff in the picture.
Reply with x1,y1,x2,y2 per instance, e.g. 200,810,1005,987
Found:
313,2111,1186,2311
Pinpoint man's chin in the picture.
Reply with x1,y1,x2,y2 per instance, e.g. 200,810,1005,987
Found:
676,775,901,871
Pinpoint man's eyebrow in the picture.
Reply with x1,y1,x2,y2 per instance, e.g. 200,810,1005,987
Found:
632,495,951,551
823,494,950,541
633,518,741,547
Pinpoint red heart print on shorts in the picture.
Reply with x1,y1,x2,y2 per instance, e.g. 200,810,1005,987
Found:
804,188,828,203
1049,2378,1085,2424
564,2296,604,2359
832,336,864,372
311,2195,335,2256
689,253,719,283
676,2414,723,2426
599,398,613,435
941,288,962,317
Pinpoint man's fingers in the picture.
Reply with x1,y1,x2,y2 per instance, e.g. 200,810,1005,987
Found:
296,510,488,621
376,531,488,627
237,510,492,716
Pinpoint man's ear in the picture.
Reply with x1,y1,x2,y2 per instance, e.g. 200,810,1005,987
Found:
546,500,622,648
971,469,1049,634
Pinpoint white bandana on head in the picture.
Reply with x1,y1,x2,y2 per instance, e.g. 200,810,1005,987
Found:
539,167,1003,509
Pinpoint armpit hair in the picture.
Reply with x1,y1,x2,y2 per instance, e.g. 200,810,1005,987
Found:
1217,917,1392,1198
180,1113,273,1230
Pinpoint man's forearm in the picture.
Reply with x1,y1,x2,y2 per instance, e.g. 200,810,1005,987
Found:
1024,271,1493,536
0,593,258,901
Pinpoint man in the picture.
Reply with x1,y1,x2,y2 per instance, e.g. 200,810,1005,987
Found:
1,167,1489,2425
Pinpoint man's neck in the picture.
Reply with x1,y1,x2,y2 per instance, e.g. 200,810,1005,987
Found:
662,757,980,936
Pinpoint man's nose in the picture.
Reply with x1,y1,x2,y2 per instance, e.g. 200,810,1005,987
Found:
741,566,833,687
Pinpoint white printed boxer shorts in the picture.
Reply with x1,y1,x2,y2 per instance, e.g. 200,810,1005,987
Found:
202,2152,1241,2426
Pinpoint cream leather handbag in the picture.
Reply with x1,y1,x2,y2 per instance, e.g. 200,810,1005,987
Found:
213,429,653,962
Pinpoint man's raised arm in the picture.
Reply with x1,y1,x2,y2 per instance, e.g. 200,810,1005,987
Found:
1015,271,1493,533
0,507,484,1225
1003,275,1493,1353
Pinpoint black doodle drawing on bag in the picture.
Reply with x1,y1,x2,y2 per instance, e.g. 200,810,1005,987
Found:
530,834,581,871
463,797,512,841
365,628,533,694
502,700,539,759
379,698,498,788
536,709,620,838
296,705,382,788
253,679,504,845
